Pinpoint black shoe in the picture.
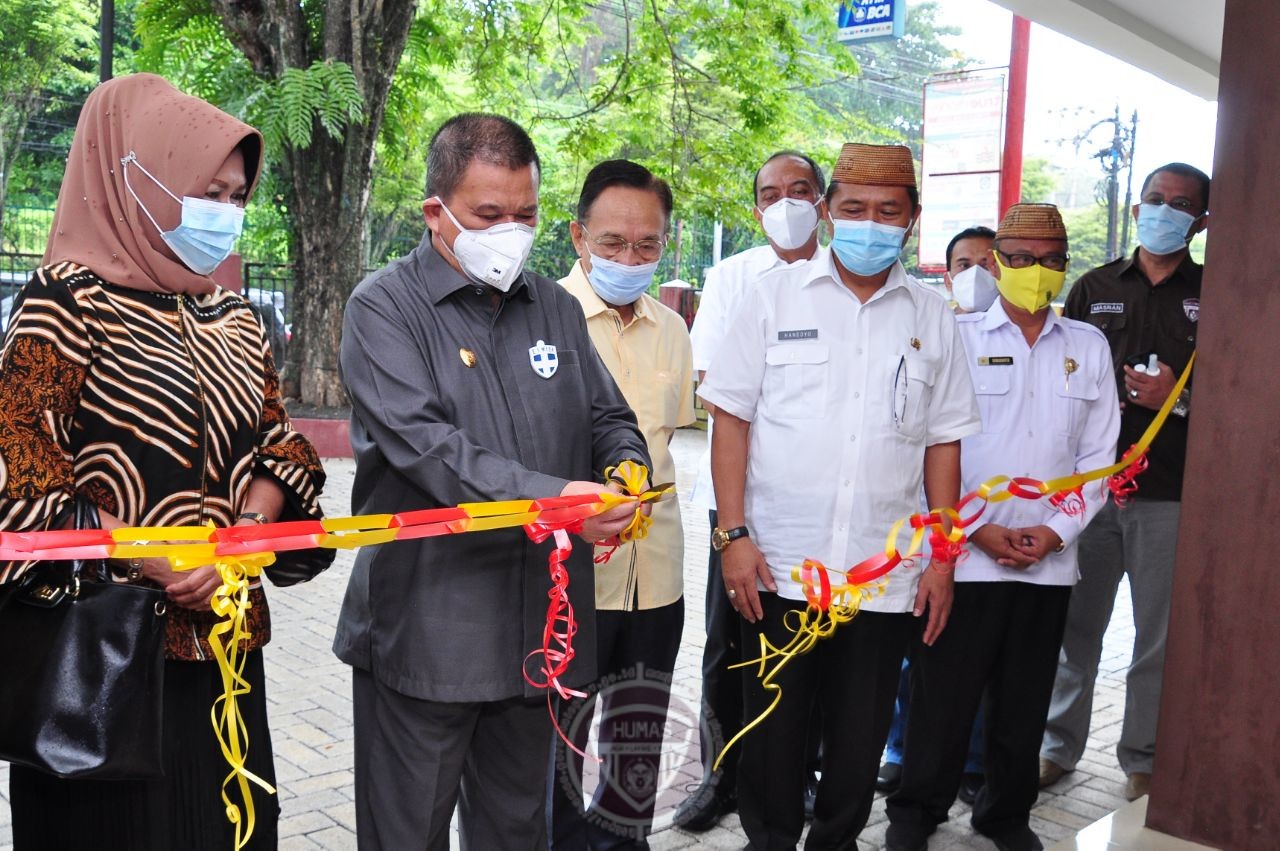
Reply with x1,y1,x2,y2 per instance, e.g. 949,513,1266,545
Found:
673,782,737,832
876,761,903,793
884,821,931,851
804,772,818,820
957,771,983,805
987,825,1043,851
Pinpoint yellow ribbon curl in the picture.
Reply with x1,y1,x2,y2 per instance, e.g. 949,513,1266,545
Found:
201,551,279,851
712,567,887,771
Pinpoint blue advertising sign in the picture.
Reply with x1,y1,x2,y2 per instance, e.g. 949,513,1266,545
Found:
837,0,907,44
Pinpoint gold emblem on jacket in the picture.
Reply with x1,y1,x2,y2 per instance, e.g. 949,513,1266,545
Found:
460,348,477,368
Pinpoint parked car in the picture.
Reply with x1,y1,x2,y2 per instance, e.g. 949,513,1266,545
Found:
1,267,32,332
244,288,288,365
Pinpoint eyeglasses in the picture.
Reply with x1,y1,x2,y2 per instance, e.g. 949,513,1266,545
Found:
579,226,666,263
1142,197,1204,215
996,250,1070,272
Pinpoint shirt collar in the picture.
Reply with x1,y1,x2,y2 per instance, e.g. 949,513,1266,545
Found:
414,229,537,305
978,297,1064,340
803,247,914,300
560,259,656,325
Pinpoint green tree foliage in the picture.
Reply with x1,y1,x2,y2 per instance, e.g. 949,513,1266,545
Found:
1062,203,1111,296
0,0,96,240
1020,157,1058,203
371,1,966,283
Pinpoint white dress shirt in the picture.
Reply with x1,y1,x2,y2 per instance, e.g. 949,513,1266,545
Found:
697,249,981,612
689,243,815,509
955,301,1120,585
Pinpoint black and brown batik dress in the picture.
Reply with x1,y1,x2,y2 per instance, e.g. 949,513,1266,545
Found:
0,262,326,661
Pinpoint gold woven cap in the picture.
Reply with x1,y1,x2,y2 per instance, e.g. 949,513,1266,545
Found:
996,203,1068,241
831,143,916,188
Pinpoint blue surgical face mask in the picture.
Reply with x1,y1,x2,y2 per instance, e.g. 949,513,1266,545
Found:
1136,203,1198,256
586,253,659,306
122,152,245,275
830,218,908,276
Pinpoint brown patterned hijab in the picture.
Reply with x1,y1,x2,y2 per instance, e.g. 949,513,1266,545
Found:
43,73,264,295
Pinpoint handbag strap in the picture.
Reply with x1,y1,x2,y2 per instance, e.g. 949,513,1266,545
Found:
72,497,108,584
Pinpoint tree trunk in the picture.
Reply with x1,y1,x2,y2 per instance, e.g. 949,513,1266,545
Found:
282,129,372,406
209,0,418,406
0,94,40,247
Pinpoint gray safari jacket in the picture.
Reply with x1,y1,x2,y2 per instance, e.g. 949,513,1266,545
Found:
334,232,650,702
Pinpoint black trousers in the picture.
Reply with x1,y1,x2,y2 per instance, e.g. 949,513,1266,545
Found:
886,582,1071,840
353,670,551,851
738,593,913,850
694,509,745,796
551,597,685,850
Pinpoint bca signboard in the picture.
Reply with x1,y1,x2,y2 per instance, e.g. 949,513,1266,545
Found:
837,0,907,43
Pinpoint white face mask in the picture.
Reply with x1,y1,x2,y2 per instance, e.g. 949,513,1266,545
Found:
122,152,245,275
950,263,999,312
757,198,819,250
435,199,535,292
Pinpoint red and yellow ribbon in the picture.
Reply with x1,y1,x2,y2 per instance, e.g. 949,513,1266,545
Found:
0,471,672,849
714,354,1195,768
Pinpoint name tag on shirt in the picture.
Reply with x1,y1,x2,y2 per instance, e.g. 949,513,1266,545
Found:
1090,302,1125,314
977,356,1014,366
778,329,819,341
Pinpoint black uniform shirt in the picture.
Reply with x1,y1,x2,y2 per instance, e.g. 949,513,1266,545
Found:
1064,249,1201,502
334,232,649,701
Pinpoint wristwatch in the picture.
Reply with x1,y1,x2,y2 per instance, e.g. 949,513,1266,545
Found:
711,525,750,552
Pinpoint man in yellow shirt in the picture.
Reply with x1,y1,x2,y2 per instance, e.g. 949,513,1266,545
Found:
552,159,695,846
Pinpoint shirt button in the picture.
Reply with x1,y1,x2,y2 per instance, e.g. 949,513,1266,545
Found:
844,479,851,486
857,347,864,355
853,391,860,399
1028,430,1034,437
473,287,485,296
1029,390,1035,397
850,434,857,442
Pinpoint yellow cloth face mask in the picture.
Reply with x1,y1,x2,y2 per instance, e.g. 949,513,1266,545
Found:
993,254,1067,313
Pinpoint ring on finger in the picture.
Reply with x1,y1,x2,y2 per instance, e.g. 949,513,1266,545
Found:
727,588,738,598
1129,388,1139,399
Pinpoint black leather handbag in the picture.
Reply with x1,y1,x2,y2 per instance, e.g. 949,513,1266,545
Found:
0,499,168,778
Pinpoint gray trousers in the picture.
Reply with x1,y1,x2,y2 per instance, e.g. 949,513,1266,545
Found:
1040,500,1180,775
352,668,551,851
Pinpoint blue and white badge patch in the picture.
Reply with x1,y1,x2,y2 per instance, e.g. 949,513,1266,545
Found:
529,339,558,379
1183,298,1200,322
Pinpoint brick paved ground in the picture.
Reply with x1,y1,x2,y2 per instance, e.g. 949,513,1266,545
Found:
0,429,1141,849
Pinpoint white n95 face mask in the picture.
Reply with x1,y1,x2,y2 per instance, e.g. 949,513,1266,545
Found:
951,264,999,312
758,198,819,250
436,199,535,292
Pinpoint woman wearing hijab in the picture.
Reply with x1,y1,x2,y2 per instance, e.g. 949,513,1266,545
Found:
0,73,328,849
